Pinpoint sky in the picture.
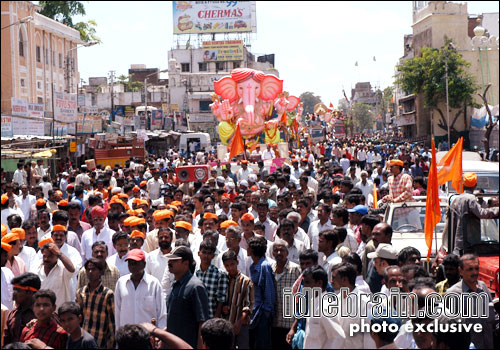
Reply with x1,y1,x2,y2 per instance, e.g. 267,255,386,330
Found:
69,1,499,107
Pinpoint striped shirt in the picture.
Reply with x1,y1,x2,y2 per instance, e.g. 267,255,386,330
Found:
76,283,115,349
272,260,301,329
20,318,68,349
195,264,229,318
76,262,120,292
224,272,254,324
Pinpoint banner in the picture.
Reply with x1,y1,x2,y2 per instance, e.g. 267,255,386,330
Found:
12,117,45,136
77,113,103,134
28,103,44,118
54,92,77,123
1,115,13,137
470,104,499,129
202,40,244,61
173,1,255,34
151,110,164,130
11,98,28,117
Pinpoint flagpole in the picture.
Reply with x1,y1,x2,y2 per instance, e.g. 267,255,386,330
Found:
242,136,248,161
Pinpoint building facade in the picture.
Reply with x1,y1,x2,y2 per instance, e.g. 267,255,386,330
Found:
1,1,83,119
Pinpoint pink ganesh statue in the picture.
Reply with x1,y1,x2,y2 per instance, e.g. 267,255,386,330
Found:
210,68,300,145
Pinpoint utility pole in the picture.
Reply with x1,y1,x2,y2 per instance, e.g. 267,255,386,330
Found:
109,70,115,121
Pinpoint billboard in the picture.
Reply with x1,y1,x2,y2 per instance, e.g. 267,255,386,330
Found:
202,40,244,61
173,1,256,34
54,92,77,123
151,110,164,130
12,117,45,136
11,98,28,117
1,116,13,137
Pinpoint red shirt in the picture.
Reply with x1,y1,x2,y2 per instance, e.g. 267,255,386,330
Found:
20,318,68,349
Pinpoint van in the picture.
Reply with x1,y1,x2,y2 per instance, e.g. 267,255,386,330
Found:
178,132,211,154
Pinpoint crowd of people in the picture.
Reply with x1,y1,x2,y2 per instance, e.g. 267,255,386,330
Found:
1,134,499,349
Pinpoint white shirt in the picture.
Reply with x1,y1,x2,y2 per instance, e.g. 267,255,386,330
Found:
40,182,53,199
115,272,166,329
355,180,374,199
355,275,371,294
37,259,75,309
262,149,275,160
237,167,250,182
18,245,37,273
147,178,164,200
303,291,345,349
107,253,130,277
1,208,24,231
367,151,374,164
340,158,350,173
145,248,171,283
15,195,36,221
307,219,334,252
1,267,14,310
282,238,305,265
294,227,311,249
337,224,359,252
321,251,342,278
216,247,253,277
75,173,90,186
254,217,277,242
357,150,367,161
13,169,25,186
81,227,116,262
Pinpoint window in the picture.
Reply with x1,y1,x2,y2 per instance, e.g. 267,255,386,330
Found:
37,81,42,89
216,62,225,71
59,53,62,68
199,100,211,111
181,63,190,72
44,48,49,64
36,46,41,62
37,97,43,104
19,30,24,57
198,62,207,72
20,79,25,87
52,50,55,66
233,62,241,69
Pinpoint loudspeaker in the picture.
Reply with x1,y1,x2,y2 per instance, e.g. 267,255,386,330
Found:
176,165,210,183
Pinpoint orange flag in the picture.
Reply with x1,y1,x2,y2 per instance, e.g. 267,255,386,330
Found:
373,183,378,209
437,137,463,193
228,123,245,159
280,112,288,124
425,139,441,260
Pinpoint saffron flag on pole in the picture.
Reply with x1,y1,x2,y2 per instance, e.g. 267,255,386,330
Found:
437,137,464,193
373,183,379,209
425,139,441,260
228,122,245,160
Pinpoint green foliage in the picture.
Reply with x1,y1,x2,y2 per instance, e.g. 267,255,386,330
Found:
117,74,143,92
38,1,101,43
299,92,323,115
352,102,373,132
395,40,477,110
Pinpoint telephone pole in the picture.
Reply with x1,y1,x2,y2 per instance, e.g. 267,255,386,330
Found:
109,70,115,121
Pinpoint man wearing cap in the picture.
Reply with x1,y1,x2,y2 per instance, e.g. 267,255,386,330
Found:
36,238,75,309
166,246,210,348
2,229,27,277
367,243,399,294
144,209,174,253
449,172,499,255
81,206,116,262
114,248,166,330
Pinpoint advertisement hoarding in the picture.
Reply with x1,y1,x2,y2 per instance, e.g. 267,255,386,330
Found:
11,98,28,117
151,110,164,130
54,92,77,123
28,103,44,118
12,117,45,136
202,40,244,61
173,1,256,34
1,116,13,137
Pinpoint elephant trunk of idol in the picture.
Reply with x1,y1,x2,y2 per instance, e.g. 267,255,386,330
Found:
242,83,256,126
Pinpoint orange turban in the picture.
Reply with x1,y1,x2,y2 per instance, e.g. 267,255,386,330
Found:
463,172,477,187
91,206,107,218
58,200,69,207
389,159,404,167
171,201,182,207
1,224,7,237
153,210,172,222
10,228,25,240
133,186,140,192
52,225,67,232
38,237,55,248
130,230,146,240
175,221,192,231
1,241,12,252
203,212,218,220
2,232,19,244
241,213,255,221
123,216,138,227
140,181,147,188
36,198,46,207
1,195,8,205
220,220,238,229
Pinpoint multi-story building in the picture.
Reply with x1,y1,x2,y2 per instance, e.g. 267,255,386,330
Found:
397,1,499,146
1,1,83,119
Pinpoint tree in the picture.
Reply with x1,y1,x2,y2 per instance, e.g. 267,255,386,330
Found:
38,1,101,43
352,102,373,132
395,39,478,140
116,74,143,92
299,92,323,115
477,84,498,160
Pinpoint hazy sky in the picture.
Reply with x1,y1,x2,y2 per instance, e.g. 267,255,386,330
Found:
72,1,499,107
